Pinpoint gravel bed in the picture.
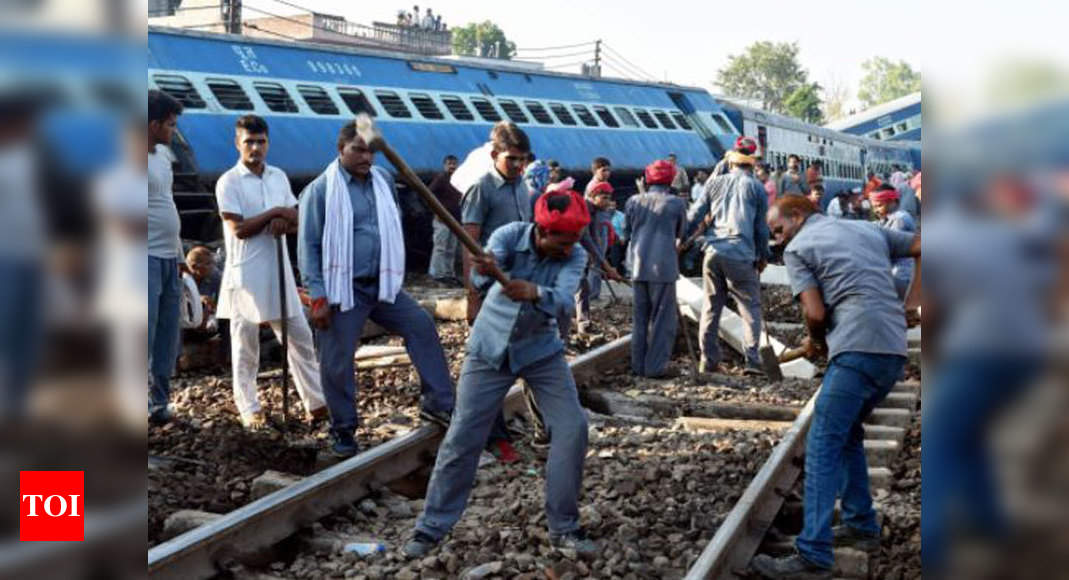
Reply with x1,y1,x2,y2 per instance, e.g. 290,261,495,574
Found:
148,299,631,547
257,421,779,579
871,418,921,579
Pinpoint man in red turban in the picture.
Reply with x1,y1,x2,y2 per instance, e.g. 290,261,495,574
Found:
406,190,598,559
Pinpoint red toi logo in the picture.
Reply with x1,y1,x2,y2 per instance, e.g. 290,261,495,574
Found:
20,471,84,541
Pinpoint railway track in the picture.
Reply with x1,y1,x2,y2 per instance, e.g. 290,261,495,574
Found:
148,283,919,579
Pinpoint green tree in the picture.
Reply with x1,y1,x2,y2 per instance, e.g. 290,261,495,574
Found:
857,57,921,108
785,82,824,124
451,21,516,59
715,41,809,114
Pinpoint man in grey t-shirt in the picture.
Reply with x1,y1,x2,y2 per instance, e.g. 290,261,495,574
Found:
751,196,920,579
147,90,184,425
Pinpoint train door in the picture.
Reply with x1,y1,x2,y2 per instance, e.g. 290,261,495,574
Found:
667,91,723,158
757,125,768,159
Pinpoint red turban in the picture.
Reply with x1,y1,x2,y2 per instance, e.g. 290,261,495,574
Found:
734,136,758,155
869,188,899,204
534,190,590,234
588,181,614,196
645,160,676,185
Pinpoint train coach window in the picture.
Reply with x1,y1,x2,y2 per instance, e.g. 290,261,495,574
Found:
153,74,205,109
524,101,554,124
441,95,473,120
670,111,692,130
549,103,576,126
634,108,658,129
614,106,638,127
409,93,444,119
571,105,598,127
709,113,733,133
897,122,908,133
375,90,412,118
297,85,339,115
592,106,618,128
470,97,501,122
253,82,298,113
337,87,376,117
498,99,528,123
206,78,252,111
653,110,676,129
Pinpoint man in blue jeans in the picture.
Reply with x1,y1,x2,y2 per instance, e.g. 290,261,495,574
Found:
147,90,185,425
403,190,596,558
752,196,921,579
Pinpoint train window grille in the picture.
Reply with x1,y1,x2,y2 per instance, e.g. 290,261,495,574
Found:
253,82,298,113
571,105,598,127
337,87,376,117
671,111,692,130
592,106,619,128
896,122,908,133
441,95,474,120
470,97,501,122
409,93,444,119
634,108,658,129
297,85,339,115
153,74,205,109
498,99,529,123
206,78,252,111
524,101,554,124
375,90,413,118
549,103,576,126
613,106,638,127
709,113,732,133
653,110,676,129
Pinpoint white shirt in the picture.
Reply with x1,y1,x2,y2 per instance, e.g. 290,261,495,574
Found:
148,145,182,259
215,162,301,323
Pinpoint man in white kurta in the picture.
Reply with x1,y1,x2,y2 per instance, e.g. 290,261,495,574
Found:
215,115,325,428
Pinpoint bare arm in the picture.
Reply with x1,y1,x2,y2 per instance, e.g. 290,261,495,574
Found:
462,223,481,290
798,287,828,354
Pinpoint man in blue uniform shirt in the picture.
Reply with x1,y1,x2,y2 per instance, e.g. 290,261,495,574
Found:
751,196,921,580
404,190,597,558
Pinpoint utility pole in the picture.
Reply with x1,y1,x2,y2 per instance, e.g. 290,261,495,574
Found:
594,39,601,69
222,0,242,35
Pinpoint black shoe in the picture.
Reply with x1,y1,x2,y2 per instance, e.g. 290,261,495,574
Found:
330,433,360,458
402,531,439,559
549,528,598,555
832,525,880,552
420,408,451,429
149,408,173,426
743,364,767,377
750,553,832,579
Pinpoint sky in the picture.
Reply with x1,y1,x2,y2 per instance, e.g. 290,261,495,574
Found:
241,0,1069,119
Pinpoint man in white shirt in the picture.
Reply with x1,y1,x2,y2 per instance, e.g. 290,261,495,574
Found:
215,115,326,430
148,90,185,425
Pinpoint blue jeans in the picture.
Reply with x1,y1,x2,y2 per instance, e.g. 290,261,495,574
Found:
148,256,181,417
317,281,454,439
921,355,1036,574
796,352,906,569
632,281,677,377
416,352,588,539
0,259,43,416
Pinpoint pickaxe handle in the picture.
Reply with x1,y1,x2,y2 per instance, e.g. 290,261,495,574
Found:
357,114,509,286
778,346,807,363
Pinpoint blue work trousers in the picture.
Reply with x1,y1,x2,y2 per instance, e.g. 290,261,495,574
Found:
148,256,181,417
796,352,905,569
631,281,677,377
416,352,588,539
317,281,454,439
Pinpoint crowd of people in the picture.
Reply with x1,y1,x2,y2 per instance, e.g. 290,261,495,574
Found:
148,86,922,577
395,5,447,32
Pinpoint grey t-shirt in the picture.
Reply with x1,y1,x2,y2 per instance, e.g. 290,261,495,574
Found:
625,187,686,283
686,168,771,263
148,145,182,259
461,168,531,245
783,213,915,360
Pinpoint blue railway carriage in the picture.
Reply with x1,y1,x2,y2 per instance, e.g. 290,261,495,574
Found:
717,101,867,201
825,92,921,142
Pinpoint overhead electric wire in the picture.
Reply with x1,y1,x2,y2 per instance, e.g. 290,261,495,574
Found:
244,23,302,41
543,60,590,70
600,53,656,82
513,49,594,61
601,43,658,81
514,40,596,52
